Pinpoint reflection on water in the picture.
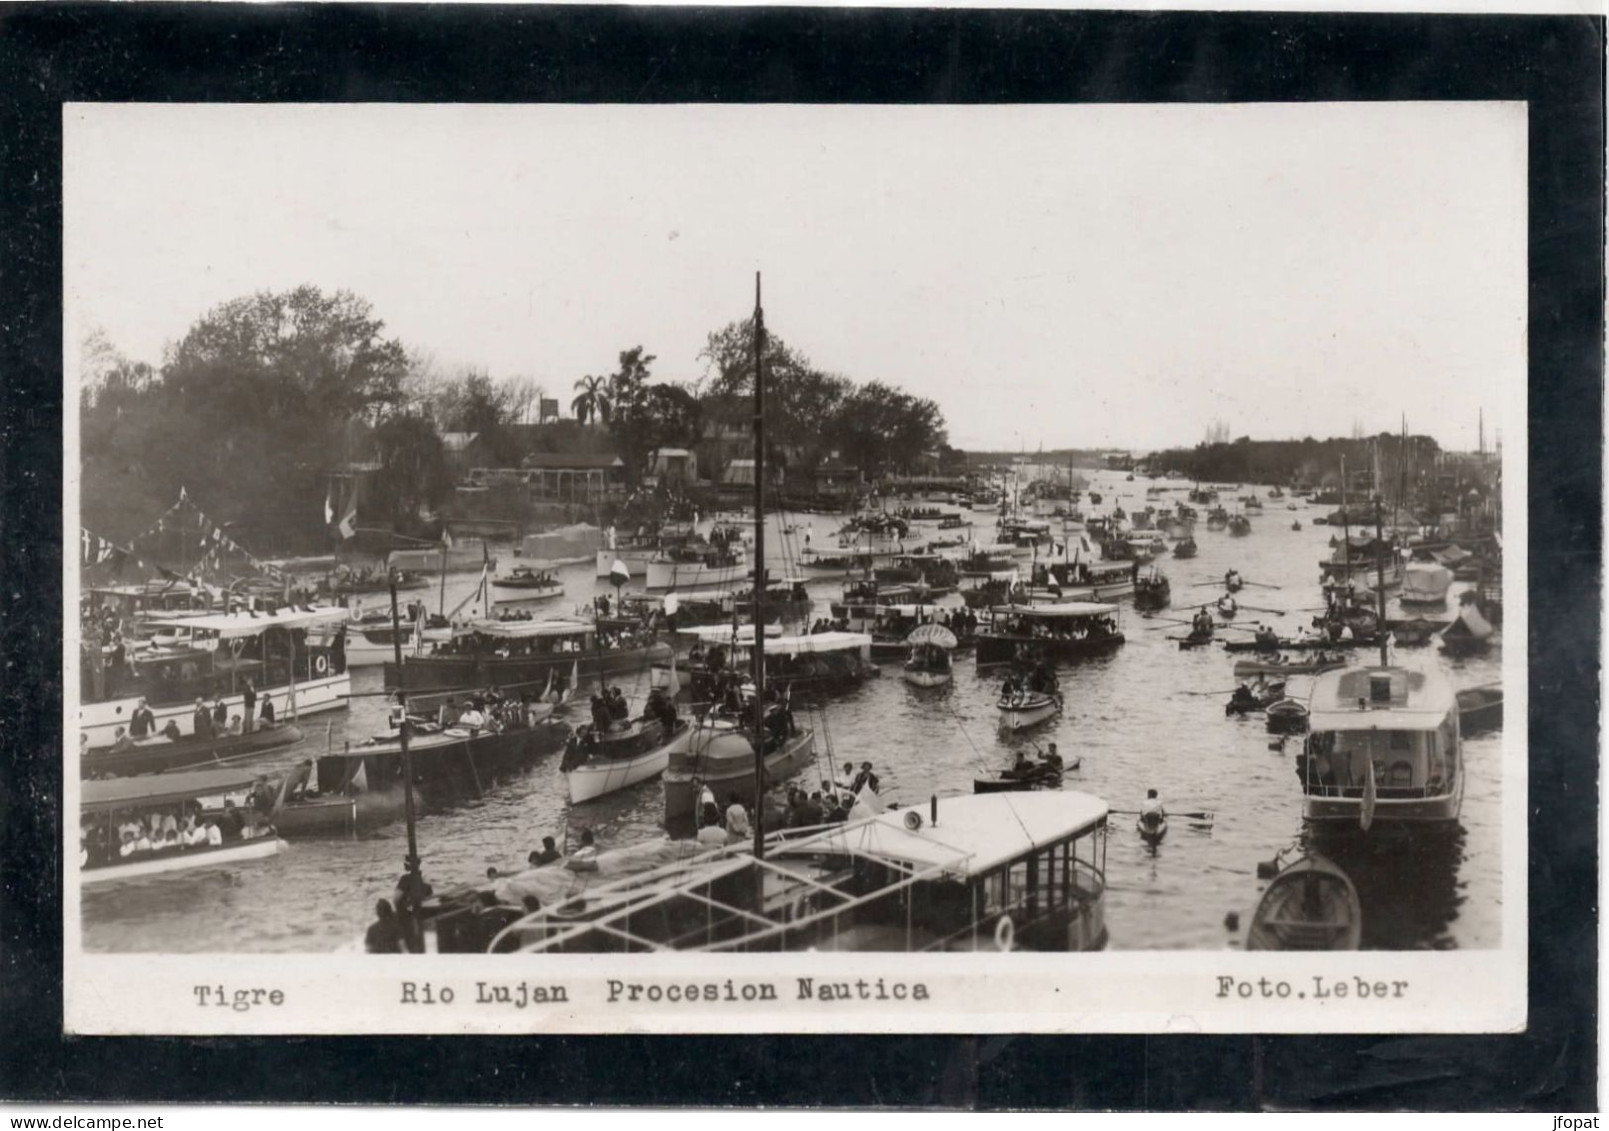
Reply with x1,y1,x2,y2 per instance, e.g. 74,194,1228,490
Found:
82,469,1506,953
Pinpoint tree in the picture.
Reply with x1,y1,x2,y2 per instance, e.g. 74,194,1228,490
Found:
571,374,611,425
369,413,451,527
80,285,411,549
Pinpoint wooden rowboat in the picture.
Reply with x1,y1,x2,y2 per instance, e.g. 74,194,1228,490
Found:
1246,854,1361,950
1136,811,1167,847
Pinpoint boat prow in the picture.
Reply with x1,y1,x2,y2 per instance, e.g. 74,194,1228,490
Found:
1246,854,1361,950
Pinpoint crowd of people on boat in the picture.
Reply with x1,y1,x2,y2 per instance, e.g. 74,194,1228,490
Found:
990,612,1119,641
430,686,558,736
82,796,269,868
999,664,1060,705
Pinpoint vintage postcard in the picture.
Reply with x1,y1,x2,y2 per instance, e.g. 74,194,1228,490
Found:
63,100,1526,1034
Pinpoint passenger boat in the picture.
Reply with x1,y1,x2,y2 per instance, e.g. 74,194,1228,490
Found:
384,617,669,697
474,792,1111,953
1321,535,1404,591
491,564,564,600
80,767,287,884
1296,658,1465,827
563,715,691,804
676,628,878,699
281,711,570,836
974,602,1124,667
82,721,304,779
873,553,960,596
1228,515,1253,537
1400,561,1453,607
662,694,818,837
1172,537,1198,559
1205,507,1229,530
644,543,748,590
1232,653,1347,678
1042,558,1137,601
1132,569,1171,611
955,544,1020,578
79,606,352,750
902,623,957,688
1455,683,1502,731
1246,854,1361,950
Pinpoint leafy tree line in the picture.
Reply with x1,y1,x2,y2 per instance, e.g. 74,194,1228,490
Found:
79,285,951,554
1147,434,1443,488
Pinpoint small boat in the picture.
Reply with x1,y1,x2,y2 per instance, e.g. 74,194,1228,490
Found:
1232,653,1347,678
662,711,817,836
563,717,690,803
1246,854,1361,950
1223,569,1244,593
80,767,288,885
1136,810,1167,847
491,564,565,601
902,623,957,688
1400,561,1454,607
1225,679,1287,717
1264,698,1311,735
997,690,1061,730
1228,515,1253,537
82,722,304,779
1291,520,1303,531
1455,683,1503,731
973,755,1075,793
1173,630,1215,650
1215,594,1239,619
1132,569,1171,612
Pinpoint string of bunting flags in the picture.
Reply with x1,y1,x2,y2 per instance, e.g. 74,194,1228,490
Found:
83,487,285,582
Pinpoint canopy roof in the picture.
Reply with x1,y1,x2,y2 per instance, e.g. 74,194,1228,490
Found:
143,606,349,637
906,624,959,649
777,792,1109,878
990,601,1118,619
1307,662,1457,731
466,618,593,639
83,767,260,813
682,627,871,655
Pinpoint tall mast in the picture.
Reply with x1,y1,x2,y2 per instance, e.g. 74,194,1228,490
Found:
751,272,767,861
1374,497,1389,667
387,572,421,892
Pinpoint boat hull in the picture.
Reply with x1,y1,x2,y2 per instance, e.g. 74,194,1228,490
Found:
385,644,667,696
975,632,1124,667
996,693,1061,729
1246,856,1361,950
645,559,749,590
566,722,688,803
82,722,305,779
82,835,286,885
902,667,952,688
1303,786,1463,826
80,673,350,750
663,726,817,835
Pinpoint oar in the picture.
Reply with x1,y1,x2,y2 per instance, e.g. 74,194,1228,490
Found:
1243,580,1283,590
1237,604,1287,616
1179,687,1244,696
1111,808,1215,821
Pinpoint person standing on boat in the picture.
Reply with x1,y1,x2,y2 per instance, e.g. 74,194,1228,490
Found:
211,697,228,732
192,697,213,740
242,680,257,734
259,694,276,727
128,698,155,740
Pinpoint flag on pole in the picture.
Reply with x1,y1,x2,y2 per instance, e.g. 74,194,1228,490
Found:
609,558,631,588
665,652,682,699
336,480,358,540
662,590,680,617
1360,757,1377,831
324,483,334,526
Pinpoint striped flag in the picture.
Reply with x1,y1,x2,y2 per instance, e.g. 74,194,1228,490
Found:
609,558,631,588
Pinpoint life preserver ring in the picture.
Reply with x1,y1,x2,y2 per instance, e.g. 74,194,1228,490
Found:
313,653,330,676
994,914,1015,952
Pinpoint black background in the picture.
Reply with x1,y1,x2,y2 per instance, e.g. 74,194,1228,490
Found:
0,5,1599,1110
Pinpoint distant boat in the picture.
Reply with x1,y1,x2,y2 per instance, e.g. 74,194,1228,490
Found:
1400,561,1453,607
1440,603,1495,655
1246,854,1361,950
1455,683,1503,731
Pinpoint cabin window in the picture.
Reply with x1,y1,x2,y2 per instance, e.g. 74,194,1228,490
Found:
1389,730,1412,751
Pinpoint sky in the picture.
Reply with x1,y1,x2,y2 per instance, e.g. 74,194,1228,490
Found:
64,101,1525,454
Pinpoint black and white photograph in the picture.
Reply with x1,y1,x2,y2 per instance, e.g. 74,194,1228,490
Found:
63,97,1526,1034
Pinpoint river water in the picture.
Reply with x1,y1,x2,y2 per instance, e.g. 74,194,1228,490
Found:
82,468,1504,953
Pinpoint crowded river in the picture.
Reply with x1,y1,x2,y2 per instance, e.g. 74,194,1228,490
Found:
81,468,1503,953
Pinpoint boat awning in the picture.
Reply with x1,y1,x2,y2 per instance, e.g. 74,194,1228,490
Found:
1307,663,1456,730
82,768,261,813
465,618,592,639
989,601,1118,618
142,606,351,637
778,792,1109,879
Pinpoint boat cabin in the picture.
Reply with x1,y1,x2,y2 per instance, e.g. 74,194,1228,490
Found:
80,767,282,884
490,792,1110,953
975,601,1124,666
1297,663,1463,823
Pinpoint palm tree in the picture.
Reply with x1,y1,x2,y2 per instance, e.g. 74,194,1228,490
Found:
571,374,611,426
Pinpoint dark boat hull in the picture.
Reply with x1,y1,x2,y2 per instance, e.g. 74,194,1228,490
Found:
83,723,305,778
385,645,666,696
975,632,1124,667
